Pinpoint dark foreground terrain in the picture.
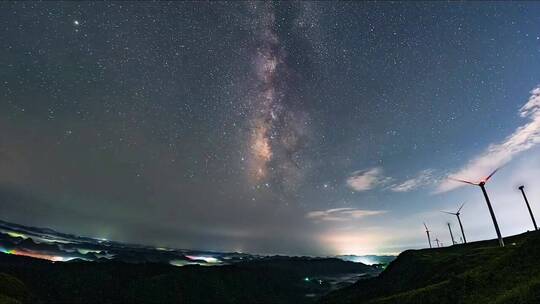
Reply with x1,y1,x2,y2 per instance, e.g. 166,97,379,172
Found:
6,222,540,304
0,253,378,304
0,220,385,303
321,230,540,304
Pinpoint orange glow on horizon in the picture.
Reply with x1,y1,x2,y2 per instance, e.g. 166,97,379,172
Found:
0,247,75,262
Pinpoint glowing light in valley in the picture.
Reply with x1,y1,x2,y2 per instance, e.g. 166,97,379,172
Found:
170,259,197,267
76,248,103,255
171,256,224,267
185,255,221,264
340,256,378,265
156,247,173,251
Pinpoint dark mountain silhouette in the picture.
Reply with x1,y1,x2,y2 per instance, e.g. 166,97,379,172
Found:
0,253,377,304
0,219,381,303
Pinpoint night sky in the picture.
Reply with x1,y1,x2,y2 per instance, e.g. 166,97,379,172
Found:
2,2,540,256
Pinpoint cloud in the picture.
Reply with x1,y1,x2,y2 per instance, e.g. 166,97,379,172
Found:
306,208,386,222
437,86,540,193
346,167,390,192
390,169,436,192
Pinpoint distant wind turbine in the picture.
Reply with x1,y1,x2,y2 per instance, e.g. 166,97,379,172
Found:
449,167,504,247
518,185,538,231
447,222,456,245
423,222,432,249
442,203,467,244
434,238,440,248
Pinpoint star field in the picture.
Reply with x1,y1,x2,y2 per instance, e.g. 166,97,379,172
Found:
1,2,540,255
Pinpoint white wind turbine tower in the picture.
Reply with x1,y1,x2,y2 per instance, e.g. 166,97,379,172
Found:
518,185,538,231
447,222,456,245
449,168,504,247
423,223,432,249
442,203,467,244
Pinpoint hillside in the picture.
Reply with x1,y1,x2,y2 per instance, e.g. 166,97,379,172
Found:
321,230,540,304
0,253,378,304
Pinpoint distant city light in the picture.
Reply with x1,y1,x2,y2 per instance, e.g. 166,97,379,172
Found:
186,255,221,264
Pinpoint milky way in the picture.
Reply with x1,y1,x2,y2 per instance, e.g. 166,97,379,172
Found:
246,3,311,193
2,1,540,256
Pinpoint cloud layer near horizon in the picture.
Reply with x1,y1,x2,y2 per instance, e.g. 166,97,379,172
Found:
437,86,540,193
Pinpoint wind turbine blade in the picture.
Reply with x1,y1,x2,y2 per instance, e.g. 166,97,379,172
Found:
457,202,466,213
448,177,478,186
423,222,427,230
441,211,456,215
484,167,501,182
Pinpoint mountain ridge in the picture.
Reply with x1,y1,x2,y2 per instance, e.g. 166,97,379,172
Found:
320,230,540,304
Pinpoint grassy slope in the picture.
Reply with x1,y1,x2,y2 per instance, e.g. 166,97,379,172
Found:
321,230,540,304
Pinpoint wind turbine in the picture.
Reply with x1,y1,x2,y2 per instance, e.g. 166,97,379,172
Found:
442,203,467,244
450,168,504,247
447,222,456,245
423,223,432,248
518,185,538,231
434,238,440,248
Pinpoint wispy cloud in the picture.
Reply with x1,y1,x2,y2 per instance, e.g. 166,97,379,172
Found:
437,86,540,193
390,169,436,192
306,208,386,222
346,167,391,192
